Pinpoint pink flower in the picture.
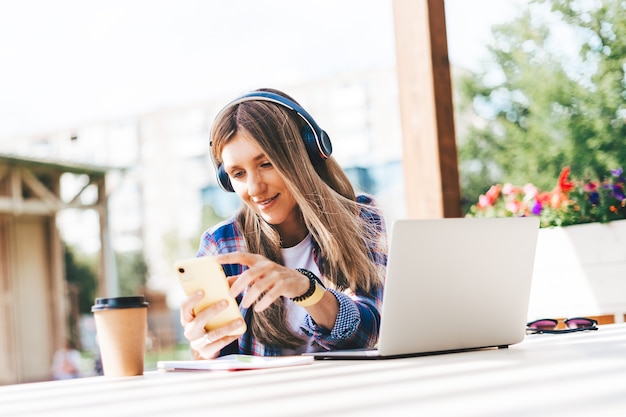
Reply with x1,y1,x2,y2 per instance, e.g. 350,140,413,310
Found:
478,195,491,209
506,200,520,214
468,166,626,226
523,183,538,200
584,181,598,192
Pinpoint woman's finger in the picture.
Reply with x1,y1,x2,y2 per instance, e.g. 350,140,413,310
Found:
239,272,274,308
215,251,261,268
228,269,254,299
227,256,277,298
182,299,228,342
180,290,204,325
189,318,245,359
192,335,239,360
253,283,285,312
226,275,238,287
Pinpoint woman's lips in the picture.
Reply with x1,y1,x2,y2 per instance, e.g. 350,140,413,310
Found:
256,194,279,209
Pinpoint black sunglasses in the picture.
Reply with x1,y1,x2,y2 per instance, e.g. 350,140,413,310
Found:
526,317,598,334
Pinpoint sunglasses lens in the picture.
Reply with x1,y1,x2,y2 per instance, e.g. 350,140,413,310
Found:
565,318,595,329
527,319,558,330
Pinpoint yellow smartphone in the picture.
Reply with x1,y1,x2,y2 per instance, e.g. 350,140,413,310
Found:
175,256,246,336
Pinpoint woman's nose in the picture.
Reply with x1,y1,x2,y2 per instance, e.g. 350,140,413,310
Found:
246,171,266,195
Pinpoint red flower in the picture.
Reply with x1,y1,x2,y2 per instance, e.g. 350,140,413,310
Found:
485,184,501,204
557,167,574,193
547,167,575,209
536,191,551,206
477,184,501,208
467,166,626,226
584,181,598,192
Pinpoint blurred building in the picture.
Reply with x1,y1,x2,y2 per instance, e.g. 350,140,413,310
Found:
0,69,405,350
0,154,115,384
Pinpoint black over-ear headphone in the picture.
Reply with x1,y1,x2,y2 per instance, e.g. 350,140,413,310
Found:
211,90,333,192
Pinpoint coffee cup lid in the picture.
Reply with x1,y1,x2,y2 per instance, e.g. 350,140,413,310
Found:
91,296,149,312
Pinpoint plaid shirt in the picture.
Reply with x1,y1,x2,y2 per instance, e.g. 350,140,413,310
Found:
196,194,387,356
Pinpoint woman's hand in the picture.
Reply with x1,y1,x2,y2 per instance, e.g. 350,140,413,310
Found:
217,252,310,312
179,290,244,360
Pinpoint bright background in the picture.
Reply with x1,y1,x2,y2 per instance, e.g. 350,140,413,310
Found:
0,0,521,140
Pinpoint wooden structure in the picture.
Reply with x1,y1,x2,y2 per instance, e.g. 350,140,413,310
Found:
0,154,114,384
393,0,462,218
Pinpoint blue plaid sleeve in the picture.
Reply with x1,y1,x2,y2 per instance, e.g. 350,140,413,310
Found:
301,285,384,350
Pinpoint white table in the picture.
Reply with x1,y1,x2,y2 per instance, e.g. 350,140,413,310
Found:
2,324,626,417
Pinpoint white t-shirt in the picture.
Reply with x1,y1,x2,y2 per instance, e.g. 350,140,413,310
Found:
280,234,321,354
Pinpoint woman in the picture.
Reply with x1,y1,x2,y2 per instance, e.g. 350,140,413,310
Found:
180,88,387,358
51,340,81,380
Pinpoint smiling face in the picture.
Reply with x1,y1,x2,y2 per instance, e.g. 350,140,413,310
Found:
220,131,307,246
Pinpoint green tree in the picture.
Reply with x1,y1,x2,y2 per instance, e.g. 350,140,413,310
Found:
64,243,98,315
116,251,148,296
457,0,626,210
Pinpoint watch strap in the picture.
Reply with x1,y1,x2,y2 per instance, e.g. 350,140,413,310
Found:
291,269,326,307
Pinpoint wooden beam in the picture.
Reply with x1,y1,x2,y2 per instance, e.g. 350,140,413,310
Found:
0,197,101,215
0,168,103,215
68,179,95,205
0,165,8,183
21,169,61,208
10,169,23,214
392,0,462,218
95,175,118,297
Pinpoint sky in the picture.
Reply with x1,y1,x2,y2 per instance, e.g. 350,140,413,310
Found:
0,0,522,141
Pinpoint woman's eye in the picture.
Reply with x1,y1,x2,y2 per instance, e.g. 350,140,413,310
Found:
231,170,244,179
260,161,273,169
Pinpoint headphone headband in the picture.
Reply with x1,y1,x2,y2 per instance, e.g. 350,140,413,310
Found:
211,90,333,192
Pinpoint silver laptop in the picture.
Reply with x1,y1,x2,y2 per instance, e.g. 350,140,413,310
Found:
307,217,539,359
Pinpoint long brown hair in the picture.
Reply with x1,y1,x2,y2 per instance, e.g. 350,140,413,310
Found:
210,88,383,348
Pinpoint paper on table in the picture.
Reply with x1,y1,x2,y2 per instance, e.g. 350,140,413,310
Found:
157,354,314,371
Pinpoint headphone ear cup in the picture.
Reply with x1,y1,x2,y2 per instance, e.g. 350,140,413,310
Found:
301,125,332,163
217,164,234,192
317,130,333,159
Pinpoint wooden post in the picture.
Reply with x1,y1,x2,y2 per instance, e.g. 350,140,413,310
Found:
96,175,118,297
392,0,462,218
49,172,67,352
